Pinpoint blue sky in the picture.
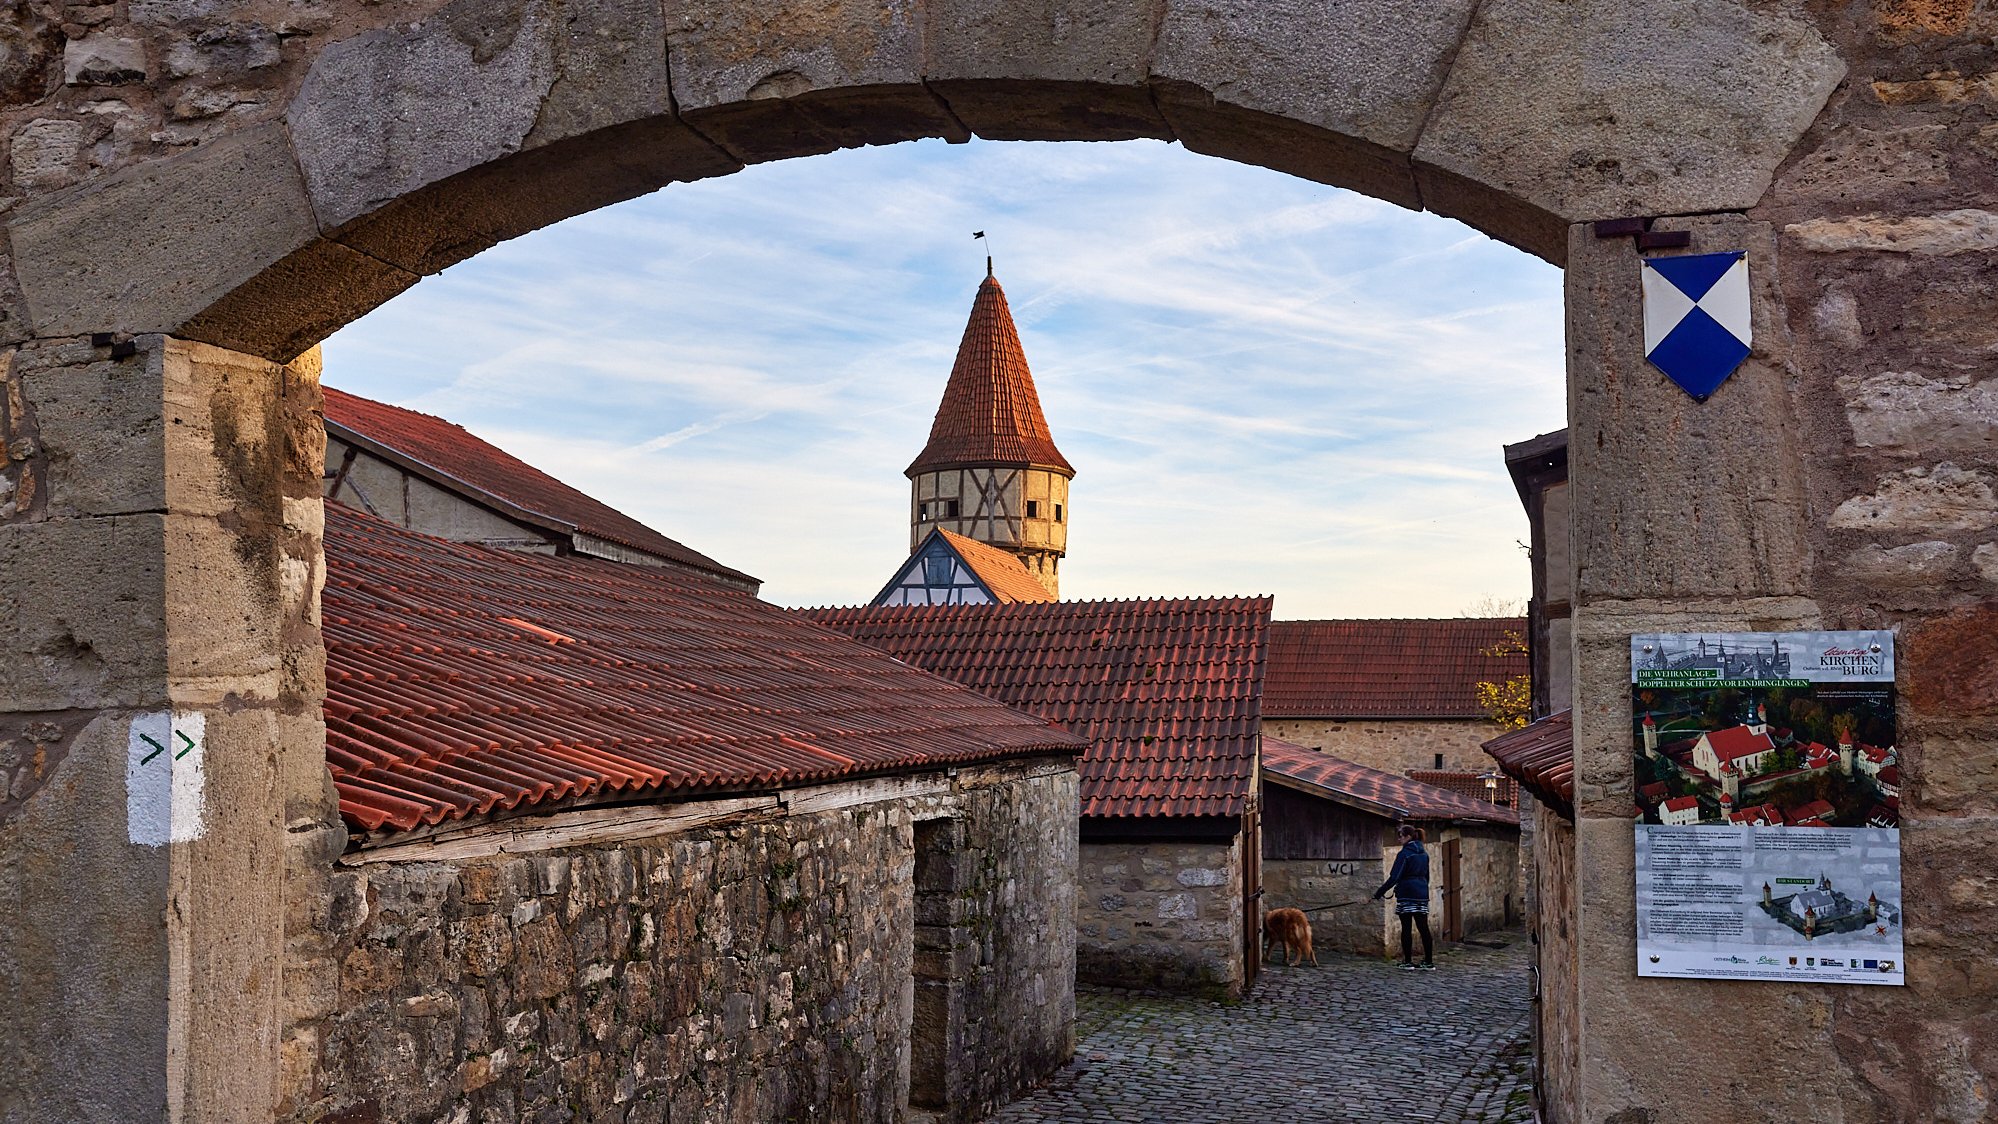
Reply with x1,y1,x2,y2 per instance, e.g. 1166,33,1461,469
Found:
321,138,1564,618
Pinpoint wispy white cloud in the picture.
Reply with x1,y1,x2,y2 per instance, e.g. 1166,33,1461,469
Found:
321,138,1563,618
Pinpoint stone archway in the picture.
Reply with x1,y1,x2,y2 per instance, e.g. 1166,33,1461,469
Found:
3,1,1995,1121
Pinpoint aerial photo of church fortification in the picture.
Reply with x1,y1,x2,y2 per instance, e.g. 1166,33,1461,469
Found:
1631,636,1899,830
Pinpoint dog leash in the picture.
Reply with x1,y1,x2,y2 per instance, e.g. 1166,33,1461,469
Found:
1296,900,1366,916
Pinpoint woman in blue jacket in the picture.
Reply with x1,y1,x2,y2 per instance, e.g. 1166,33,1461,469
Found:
1373,824,1434,970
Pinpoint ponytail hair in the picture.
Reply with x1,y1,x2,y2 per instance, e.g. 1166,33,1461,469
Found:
1398,823,1426,843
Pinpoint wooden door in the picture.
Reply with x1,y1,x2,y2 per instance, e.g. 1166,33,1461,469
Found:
1440,838,1463,941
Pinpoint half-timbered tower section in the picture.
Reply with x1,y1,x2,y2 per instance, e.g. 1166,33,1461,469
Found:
808,596,1270,997
323,387,759,590
907,271,1074,598
874,527,1062,606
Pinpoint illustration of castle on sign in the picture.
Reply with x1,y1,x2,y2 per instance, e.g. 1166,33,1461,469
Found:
1758,873,1902,941
1634,697,1899,829
1635,634,1793,680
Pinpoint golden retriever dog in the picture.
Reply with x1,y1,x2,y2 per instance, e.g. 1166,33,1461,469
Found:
1262,907,1317,967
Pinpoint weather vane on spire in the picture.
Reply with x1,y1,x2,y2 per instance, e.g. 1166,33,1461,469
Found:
973,230,992,277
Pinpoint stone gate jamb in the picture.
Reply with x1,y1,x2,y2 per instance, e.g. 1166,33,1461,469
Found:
0,337,329,1122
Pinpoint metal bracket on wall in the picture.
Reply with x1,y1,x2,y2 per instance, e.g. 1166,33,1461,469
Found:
1592,217,1692,251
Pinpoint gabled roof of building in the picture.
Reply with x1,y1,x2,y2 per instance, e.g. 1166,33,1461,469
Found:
323,386,757,588
802,597,1270,819
937,529,1055,602
1264,618,1527,719
906,274,1074,477
1261,738,1518,825
1482,709,1573,817
322,503,1085,837
1701,725,1775,765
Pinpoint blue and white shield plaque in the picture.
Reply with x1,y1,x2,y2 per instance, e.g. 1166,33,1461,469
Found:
1641,251,1751,402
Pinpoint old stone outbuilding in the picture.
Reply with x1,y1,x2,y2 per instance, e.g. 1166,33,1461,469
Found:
1262,619,1527,777
1260,737,1519,958
806,597,1271,997
285,430,1089,1121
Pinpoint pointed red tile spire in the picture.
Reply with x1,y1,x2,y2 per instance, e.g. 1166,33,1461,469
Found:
906,274,1074,477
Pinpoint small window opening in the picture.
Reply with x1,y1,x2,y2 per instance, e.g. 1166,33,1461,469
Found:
1025,500,1041,519
918,503,930,522
1434,753,1445,770
1054,503,1064,523
946,499,960,519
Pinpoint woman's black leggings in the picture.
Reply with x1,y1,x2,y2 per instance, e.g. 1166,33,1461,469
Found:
1399,912,1433,963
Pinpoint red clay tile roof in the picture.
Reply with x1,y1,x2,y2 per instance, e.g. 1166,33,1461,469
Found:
1482,710,1573,817
322,503,1085,836
1703,724,1775,760
801,597,1270,819
906,274,1074,477
323,386,756,587
1261,738,1518,825
1661,795,1699,813
1264,618,1527,718
934,529,1055,603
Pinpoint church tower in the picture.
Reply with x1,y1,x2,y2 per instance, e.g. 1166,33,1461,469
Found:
907,268,1074,597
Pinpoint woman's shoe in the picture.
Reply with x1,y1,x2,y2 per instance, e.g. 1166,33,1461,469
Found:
1400,962,1420,971
1420,962,1436,971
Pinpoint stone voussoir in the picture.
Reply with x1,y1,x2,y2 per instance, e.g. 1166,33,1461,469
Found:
662,0,965,165
6,122,319,341
1413,0,1844,254
1146,0,1481,210
923,0,1169,141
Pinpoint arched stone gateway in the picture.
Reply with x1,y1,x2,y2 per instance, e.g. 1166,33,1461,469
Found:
0,1,1993,1121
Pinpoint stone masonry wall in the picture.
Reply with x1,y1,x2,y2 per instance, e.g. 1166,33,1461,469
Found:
1268,826,1516,959
1075,838,1242,997
1262,857,1386,957
1450,826,1519,936
1526,799,1579,1124
279,760,1077,1124
1263,718,1505,776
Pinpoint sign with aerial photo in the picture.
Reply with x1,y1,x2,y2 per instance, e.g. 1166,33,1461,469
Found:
1631,630,1904,985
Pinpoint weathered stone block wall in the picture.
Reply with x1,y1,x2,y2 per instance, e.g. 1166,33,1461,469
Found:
1075,838,1242,995
1451,825,1519,936
1526,799,1578,1124
279,761,1077,1124
1263,717,1505,775
1262,856,1388,956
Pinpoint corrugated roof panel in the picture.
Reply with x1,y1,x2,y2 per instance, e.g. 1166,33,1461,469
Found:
322,503,1086,836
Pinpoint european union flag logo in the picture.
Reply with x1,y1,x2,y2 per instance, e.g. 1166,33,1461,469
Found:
1642,251,1751,402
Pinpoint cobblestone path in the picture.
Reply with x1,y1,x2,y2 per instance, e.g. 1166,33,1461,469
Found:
984,934,1534,1124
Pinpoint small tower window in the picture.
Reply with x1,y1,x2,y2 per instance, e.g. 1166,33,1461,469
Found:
1054,504,1064,523
946,499,959,519
1026,500,1041,519
918,503,930,522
